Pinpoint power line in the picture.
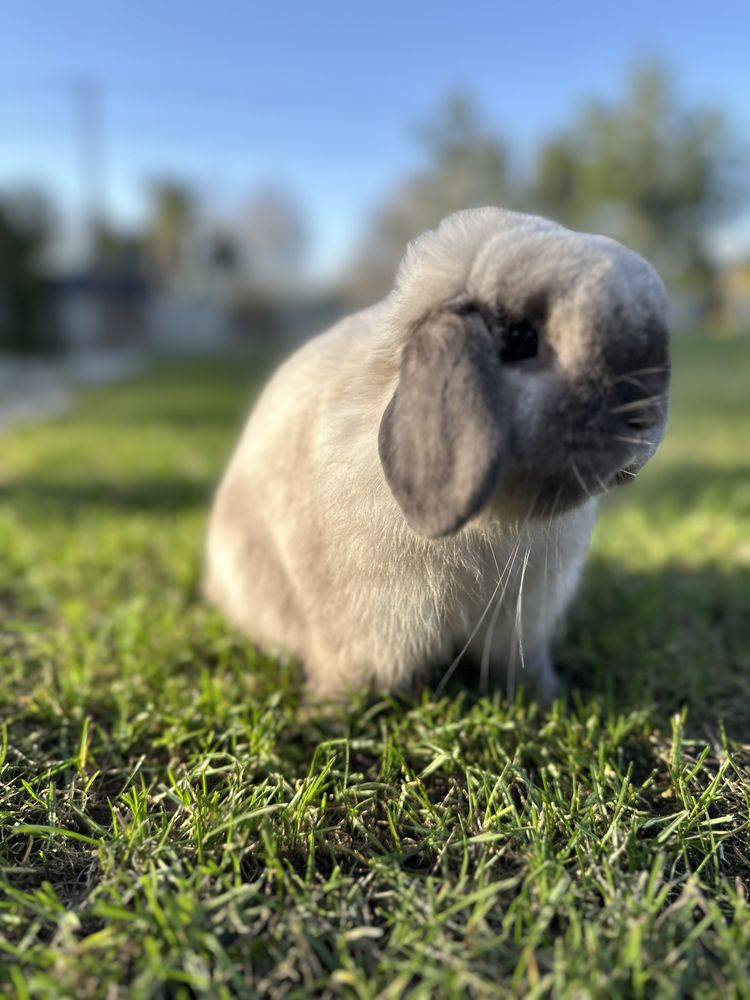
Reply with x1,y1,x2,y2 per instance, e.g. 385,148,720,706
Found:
0,76,408,120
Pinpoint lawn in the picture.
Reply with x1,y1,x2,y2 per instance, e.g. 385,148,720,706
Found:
1,334,749,998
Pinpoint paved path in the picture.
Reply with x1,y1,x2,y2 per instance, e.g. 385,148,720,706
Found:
0,349,146,431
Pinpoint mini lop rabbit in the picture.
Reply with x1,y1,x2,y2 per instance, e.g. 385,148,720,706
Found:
205,208,669,701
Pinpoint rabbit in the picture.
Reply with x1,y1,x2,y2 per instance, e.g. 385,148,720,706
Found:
205,207,670,702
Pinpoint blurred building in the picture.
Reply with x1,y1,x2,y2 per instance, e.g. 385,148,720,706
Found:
48,244,342,354
54,268,152,349
720,260,750,330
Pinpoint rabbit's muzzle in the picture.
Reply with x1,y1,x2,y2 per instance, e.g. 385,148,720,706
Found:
500,346,670,518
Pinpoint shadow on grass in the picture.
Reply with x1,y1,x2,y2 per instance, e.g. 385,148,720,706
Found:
284,554,750,742
72,351,281,428
429,559,750,739
4,458,747,522
556,558,750,737
1,476,213,515
5,490,746,736
616,460,750,509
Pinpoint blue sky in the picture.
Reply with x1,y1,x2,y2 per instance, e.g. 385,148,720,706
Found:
2,1,749,278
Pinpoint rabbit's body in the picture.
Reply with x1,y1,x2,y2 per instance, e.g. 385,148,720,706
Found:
206,207,669,700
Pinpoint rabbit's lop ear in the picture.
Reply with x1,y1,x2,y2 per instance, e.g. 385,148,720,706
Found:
378,307,507,538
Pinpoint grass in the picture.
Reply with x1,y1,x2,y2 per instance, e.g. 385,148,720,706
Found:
1,335,749,998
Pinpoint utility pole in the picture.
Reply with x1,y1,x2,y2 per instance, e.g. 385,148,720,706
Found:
71,77,105,266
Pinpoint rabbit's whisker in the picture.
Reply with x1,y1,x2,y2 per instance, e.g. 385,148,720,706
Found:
505,490,541,701
504,544,523,703
618,365,669,378
479,544,517,695
609,395,665,415
613,374,653,395
613,434,656,448
435,538,521,696
480,535,504,695
571,461,593,499
593,471,609,494
514,544,532,674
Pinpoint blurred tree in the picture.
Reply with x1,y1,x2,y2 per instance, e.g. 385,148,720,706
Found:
395,94,511,240
206,230,240,275
147,180,194,282
201,228,242,301
93,220,145,271
344,95,512,304
347,70,746,320
241,187,307,296
532,64,745,319
0,193,57,353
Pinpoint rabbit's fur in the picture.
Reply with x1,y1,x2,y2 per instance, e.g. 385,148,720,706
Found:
205,207,669,700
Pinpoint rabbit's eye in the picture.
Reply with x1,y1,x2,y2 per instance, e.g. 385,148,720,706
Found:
500,320,538,363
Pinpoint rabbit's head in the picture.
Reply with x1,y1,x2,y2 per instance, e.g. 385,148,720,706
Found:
378,207,670,538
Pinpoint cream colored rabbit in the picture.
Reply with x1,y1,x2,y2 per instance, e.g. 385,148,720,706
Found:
205,207,669,701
